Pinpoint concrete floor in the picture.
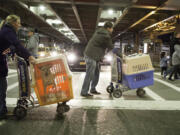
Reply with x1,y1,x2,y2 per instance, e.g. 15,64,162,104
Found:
1,108,180,135
1,66,180,135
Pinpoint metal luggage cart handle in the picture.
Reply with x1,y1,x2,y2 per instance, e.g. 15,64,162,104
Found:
15,55,27,64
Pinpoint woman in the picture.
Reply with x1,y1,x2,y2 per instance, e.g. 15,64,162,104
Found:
0,14,36,119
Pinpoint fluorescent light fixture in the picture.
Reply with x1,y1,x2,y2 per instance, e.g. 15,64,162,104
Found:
60,27,69,31
46,19,62,25
30,7,36,13
108,9,114,15
53,19,62,24
98,22,105,26
39,5,45,11
151,10,156,14
46,19,53,25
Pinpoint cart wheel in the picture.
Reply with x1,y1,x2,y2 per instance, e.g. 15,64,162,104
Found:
64,105,70,112
17,99,28,108
113,89,122,98
136,88,146,97
106,85,114,93
13,106,27,119
57,104,65,114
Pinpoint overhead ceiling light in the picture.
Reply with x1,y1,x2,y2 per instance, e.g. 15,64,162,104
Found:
30,7,36,13
53,19,62,24
60,27,69,31
98,22,105,26
39,5,45,11
46,19,62,25
108,9,114,15
151,10,156,15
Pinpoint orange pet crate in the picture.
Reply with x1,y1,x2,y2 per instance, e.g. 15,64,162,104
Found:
31,55,73,106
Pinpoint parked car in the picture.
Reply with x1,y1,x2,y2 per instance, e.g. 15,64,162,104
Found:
66,51,86,71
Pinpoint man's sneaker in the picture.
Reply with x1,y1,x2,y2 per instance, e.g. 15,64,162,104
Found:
81,93,93,97
168,78,174,81
90,91,101,95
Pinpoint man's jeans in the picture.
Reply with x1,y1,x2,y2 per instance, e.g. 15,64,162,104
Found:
81,56,100,95
0,77,7,115
169,65,180,79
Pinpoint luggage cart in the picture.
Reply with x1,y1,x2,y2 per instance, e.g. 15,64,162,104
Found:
13,55,73,119
106,54,154,98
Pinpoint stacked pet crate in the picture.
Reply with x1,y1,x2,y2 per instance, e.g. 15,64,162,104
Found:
122,54,154,89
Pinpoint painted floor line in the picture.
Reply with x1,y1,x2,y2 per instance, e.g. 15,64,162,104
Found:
7,82,18,91
68,99,180,110
144,87,165,101
7,74,17,79
9,69,17,73
6,97,180,110
153,78,180,93
154,72,161,76
0,120,6,126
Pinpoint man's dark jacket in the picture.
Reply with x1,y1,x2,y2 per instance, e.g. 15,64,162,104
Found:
84,28,113,61
0,24,31,77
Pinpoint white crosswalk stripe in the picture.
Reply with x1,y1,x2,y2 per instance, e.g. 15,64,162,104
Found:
7,82,18,91
9,69,17,73
6,98,180,110
6,70,180,110
144,87,165,101
7,74,17,79
154,73,180,93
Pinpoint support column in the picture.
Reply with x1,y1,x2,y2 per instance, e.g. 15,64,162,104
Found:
134,32,139,53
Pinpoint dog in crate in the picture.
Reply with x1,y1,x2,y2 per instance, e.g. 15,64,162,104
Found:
39,65,56,100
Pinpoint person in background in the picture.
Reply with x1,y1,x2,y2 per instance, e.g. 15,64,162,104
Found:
164,27,180,80
0,14,36,120
168,41,180,81
26,28,39,58
160,52,169,77
80,21,114,97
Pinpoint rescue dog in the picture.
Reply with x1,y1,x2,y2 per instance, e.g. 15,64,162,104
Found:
39,65,56,97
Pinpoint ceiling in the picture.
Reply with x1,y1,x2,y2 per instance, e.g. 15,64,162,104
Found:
0,0,180,46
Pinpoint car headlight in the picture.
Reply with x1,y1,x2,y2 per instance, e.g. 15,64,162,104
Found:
50,51,58,57
67,53,77,62
105,55,113,62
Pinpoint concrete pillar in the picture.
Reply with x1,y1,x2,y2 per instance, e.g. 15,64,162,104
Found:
134,32,139,53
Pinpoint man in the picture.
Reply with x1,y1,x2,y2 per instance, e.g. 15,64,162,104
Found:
26,28,39,58
164,25,180,80
168,31,180,80
81,21,114,97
